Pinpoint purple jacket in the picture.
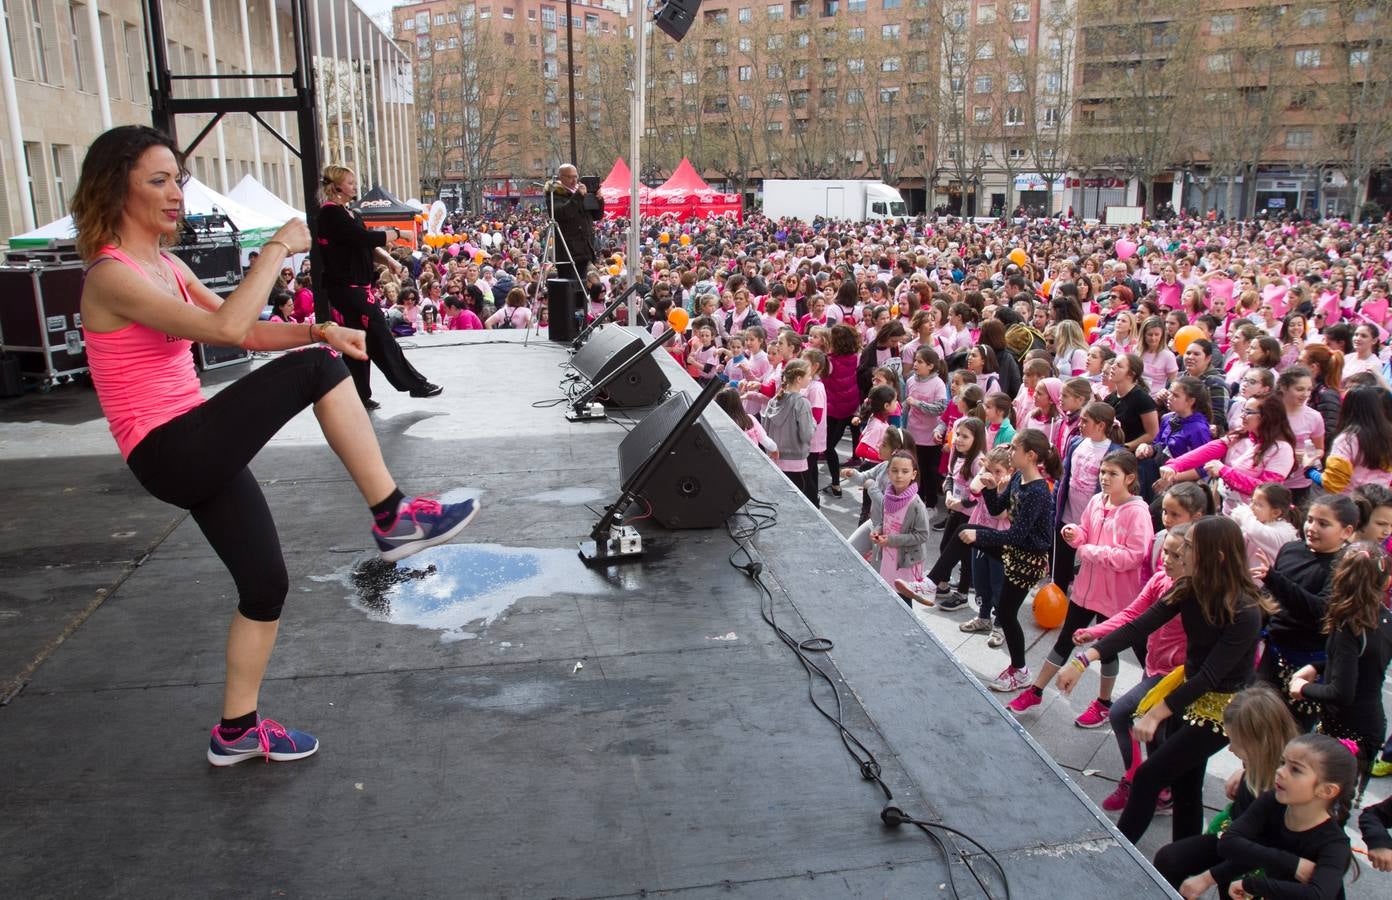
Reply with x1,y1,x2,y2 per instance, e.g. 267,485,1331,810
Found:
1155,411,1211,461
825,352,861,419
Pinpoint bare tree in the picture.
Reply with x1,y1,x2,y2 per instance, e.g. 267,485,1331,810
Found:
1024,2,1078,214
1072,0,1203,214
1320,0,1392,214
935,3,990,215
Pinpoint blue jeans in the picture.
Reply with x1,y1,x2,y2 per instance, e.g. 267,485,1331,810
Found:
971,549,1004,622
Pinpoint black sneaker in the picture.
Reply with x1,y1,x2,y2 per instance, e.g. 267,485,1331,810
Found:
409,383,444,398
936,593,970,612
822,484,842,498
362,398,381,411
930,514,948,531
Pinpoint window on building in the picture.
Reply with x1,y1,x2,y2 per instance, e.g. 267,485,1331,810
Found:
768,92,785,106
949,76,963,93
1008,147,1026,160
974,106,991,123
31,0,57,83
822,0,838,15
847,57,864,72
881,56,899,71
1295,48,1321,68
823,58,837,74
682,70,697,84
1010,37,1027,54
767,34,783,49
739,65,753,80
1010,2,1029,21
849,26,864,41
1005,106,1023,125
976,42,994,60
882,23,899,39
792,0,809,16
847,0,865,10
1353,7,1378,24
977,4,995,24
974,75,992,93
738,6,752,22
502,7,514,18
1209,13,1235,34
23,141,47,224
1298,7,1327,27
1044,72,1061,94
434,14,444,25
124,22,146,103
1007,73,1025,92
879,87,898,103
767,63,783,77
883,0,899,7
1285,128,1313,149
767,4,784,20
98,12,118,99
1349,48,1370,67
1206,51,1231,73
794,31,809,47
846,88,863,103
504,32,515,45
767,120,783,132
910,19,930,38
739,37,752,51
402,17,414,30
739,94,753,108
50,143,74,215
1043,107,1059,126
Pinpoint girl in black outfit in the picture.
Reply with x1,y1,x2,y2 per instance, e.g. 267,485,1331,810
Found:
1064,516,1265,843
1289,542,1392,803
1253,494,1358,730
1151,686,1301,893
1211,735,1356,900
317,165,440,408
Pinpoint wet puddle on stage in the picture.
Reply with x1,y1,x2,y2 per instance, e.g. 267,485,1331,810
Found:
315,544,610,642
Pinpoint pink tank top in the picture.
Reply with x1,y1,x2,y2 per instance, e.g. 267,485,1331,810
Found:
83,246,206,459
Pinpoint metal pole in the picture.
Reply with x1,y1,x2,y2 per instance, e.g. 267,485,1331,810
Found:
310,0,329,165
200,0,229,190
269,2,293,200
627,1,646,329
84,0,112,129
565,0,577,165
328,0,343,163
0,5,35,230
237,0,261,185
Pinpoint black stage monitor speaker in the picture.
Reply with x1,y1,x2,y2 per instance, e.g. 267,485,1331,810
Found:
617,389,750,529
547,278,579,343
654,0,700,42
570,327,670,408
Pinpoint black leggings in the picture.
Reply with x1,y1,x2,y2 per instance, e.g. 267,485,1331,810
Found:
915,444,942,509
824,415,854,486
995,580,1033,669
127,348,351,622
925,509,972,593
1046,603,1148,674
1116,717,1229,844
1152,835,1231,896
326,284,430,400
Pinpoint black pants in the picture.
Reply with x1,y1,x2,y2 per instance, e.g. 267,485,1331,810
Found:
784,466,817,506
1152,835,1231,896
1052,524,1078,592
1046,603,1148,673
825,415,854,487
127,349,351,622
995,580,1032,669
926,509,972,593
326,284,430,401
915,444,942,509
1116,717,1229,844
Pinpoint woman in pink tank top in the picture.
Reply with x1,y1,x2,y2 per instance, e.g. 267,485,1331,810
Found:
74,126,480,767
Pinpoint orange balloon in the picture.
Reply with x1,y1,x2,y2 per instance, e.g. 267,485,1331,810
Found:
1083,313,1100,334
609,264,621,276
1008,248,1028,268
667,307,690,333
1041,278,1053,296
679,234,692,246
1033,583,1068,629
1174,324,1205,355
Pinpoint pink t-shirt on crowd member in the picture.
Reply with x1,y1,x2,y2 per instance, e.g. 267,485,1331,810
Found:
905,373,946,447
1284,404,1325,490
1155,281,1182,310
1141,349,1179,393
84,247,207,459
1064,438,1111,525
804,377,828,454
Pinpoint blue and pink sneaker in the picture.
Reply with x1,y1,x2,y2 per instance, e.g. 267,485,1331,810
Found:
207,717,319,767
373,494,480,562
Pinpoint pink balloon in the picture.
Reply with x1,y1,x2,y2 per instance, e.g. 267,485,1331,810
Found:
1116,239,1137,260
447,243,461,256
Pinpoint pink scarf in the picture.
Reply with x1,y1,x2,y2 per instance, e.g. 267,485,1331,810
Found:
883,483,918,516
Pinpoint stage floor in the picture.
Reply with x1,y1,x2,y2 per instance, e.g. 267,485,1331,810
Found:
0,331,1173,898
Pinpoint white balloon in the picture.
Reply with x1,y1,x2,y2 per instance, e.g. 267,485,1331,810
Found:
426,201,447,235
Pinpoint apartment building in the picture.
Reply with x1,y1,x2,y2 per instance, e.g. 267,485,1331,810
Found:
0,0,414,244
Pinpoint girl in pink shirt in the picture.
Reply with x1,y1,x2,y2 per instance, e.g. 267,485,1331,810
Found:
1161,394,1296,513
1138,316,1178,394
905,347,948,508
1312,386,1392,494
801,349,830,505
1009,450,1153,722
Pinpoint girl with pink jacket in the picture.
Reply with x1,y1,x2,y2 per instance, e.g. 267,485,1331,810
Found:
1006,449,1154,727
1158,393,1295,514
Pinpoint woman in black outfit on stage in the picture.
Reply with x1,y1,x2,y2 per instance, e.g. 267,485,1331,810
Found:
318,165,440,409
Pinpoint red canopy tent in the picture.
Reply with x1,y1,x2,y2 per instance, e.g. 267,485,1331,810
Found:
597,157,742,222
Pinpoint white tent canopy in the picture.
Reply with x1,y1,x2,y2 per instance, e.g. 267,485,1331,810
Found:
7,176,287,249
228,175,306,222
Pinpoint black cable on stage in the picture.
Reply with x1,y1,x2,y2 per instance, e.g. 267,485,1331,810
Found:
723,499,1011,900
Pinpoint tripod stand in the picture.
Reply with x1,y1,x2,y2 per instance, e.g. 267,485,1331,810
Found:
526,184,586,346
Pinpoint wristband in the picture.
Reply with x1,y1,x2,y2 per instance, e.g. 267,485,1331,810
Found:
262,240,290,258
1072,653,1091,672
313,321,336,342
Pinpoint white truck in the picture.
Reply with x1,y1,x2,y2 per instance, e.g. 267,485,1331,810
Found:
761,179,909,223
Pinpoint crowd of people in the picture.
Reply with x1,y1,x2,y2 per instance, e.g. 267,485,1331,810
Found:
255,197,1392,892
391,204,1392,896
